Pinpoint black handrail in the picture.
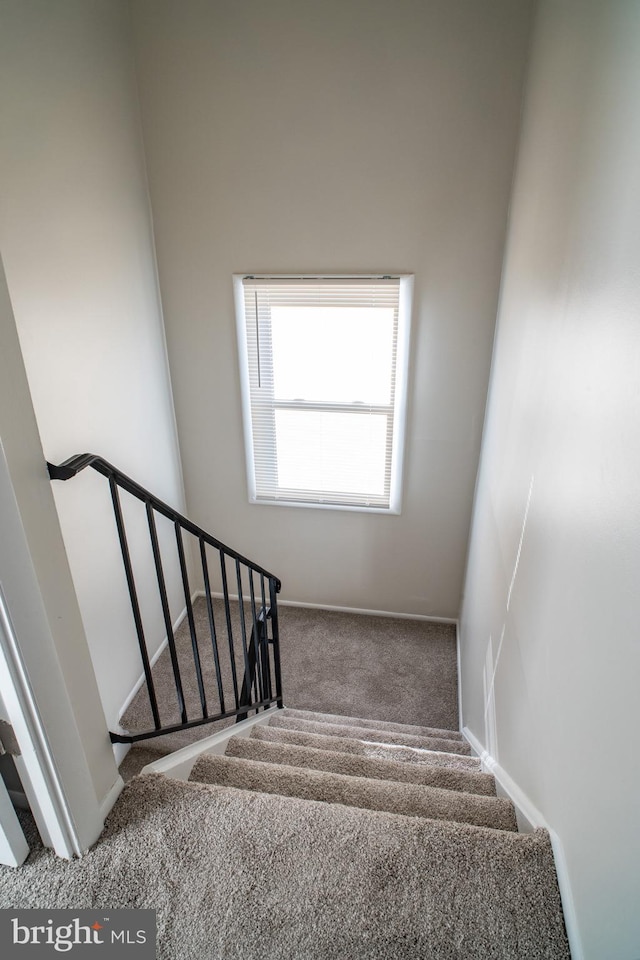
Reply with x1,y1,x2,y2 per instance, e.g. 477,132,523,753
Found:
48,454,281,587
48,453,283,744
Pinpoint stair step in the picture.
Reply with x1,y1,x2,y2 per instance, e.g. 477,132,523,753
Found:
226,735,496,796
126,775,571,958
268,714,472,755
189,754,518,831
252,725,483,772
282,707,464,742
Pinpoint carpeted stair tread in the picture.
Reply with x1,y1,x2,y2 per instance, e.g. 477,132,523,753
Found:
252,724,483,772
226,734,496,796
269,713,472,755
188,754,517,831
1,773,570,958
282,707,464,741
131,775,571,956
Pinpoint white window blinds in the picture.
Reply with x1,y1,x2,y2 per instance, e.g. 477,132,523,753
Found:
234,276,412,512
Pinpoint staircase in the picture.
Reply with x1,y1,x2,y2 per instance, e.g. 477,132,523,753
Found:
137,705,571,958
45,457,571,956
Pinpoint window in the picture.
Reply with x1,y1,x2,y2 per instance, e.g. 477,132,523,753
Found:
234,275,412,513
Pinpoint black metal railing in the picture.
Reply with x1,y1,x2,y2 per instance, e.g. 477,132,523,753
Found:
48,454,283,744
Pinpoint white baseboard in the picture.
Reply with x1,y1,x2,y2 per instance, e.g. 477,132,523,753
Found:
463,726,537,830
117,638,169,721
462,725,584,960
205,590,457,625
111,741,130,768
140,707,278,782
117,594,199,723
99,774,124,822
278,599,458,624
455,621,463,731
112,594,201,770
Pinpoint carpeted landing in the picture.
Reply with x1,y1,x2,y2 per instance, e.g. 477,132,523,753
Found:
119,599,460,762
1,707,571,958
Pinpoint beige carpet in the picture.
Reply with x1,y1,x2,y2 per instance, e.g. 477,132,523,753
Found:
224,734,497,796
0,704,572,958
119,600,459,772
268,713,471,754
188,752,518,830
0,774,570,959
282,707,464,739
250,724,483,772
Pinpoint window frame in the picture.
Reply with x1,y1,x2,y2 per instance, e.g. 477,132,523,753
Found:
233,274,413,514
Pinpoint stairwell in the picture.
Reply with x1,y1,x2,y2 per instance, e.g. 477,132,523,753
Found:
41,458,571,956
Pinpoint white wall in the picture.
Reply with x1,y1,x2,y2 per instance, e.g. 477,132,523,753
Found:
0,0,187,730
131,0,533,618
0,252,118,839
460,2,640,957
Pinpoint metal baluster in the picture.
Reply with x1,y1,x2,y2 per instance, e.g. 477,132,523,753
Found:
260,574,273,700
235,561,253,711
200,539,225,714
248,571,265,705
259,575,273,701
176,524,207,718
270,577,284,709
220,551,240,710
108,479,161,730
146,503,187,724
